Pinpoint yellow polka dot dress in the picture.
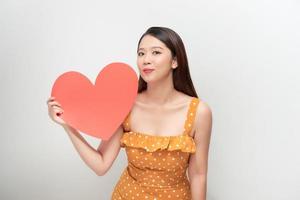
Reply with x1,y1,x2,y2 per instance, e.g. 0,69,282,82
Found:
111,97,200,200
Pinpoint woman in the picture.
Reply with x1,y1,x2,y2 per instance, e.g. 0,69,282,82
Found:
47,26,212,200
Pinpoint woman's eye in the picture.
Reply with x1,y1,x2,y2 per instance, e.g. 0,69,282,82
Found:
138,51,160,56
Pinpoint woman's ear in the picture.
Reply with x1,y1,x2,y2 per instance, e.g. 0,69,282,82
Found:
172,57,178,69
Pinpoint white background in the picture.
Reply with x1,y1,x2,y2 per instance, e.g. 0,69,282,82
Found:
1,0,299,199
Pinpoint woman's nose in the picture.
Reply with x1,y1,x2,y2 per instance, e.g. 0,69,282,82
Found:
143,53,152,65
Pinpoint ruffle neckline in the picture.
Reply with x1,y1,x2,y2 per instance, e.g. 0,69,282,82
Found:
120,131,196,153
120,97,200,153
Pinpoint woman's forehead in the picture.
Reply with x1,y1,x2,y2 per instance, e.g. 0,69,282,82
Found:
138,35,167,50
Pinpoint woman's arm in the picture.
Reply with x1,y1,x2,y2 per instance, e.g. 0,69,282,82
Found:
63,124,123,176
47,96,123,176
188,101,213,200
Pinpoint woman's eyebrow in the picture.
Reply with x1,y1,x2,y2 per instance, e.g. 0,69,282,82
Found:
138,46,164,51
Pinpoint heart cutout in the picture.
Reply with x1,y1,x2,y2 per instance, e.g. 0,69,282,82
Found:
51,62,138,140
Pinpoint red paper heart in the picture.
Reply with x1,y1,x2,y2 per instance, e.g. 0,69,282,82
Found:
51,62,138,140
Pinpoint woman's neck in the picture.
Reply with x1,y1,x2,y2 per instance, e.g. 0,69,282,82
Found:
142,75,178,106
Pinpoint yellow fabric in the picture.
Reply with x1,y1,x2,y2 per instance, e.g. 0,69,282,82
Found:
111,97,200,200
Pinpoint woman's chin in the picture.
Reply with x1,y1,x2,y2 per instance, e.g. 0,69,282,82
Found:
141,75,153,83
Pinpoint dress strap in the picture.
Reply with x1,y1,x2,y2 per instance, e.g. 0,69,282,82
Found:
182,97,200,136
123,97,200,134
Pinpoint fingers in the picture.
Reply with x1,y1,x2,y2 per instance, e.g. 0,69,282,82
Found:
48,101,62,107
47,96,55,104
47,96,66,125
47,97,62,107
53,106,64,114
47,96,64,116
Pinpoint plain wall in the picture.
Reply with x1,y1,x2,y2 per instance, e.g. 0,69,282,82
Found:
0,0,299,199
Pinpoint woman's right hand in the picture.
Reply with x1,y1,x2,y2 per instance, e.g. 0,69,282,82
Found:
47,96,67,127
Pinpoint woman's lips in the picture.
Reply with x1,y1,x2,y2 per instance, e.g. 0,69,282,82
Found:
143,69,155,74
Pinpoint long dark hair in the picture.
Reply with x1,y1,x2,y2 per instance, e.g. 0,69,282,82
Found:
137,26,198,98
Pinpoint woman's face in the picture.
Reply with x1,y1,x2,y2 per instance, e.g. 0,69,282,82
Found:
137,34,177,83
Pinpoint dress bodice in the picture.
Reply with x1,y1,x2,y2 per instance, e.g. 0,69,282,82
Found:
111,97,201,200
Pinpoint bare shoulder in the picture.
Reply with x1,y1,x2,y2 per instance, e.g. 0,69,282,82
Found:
177,93,212,121
193,99,213,139
197,99,212,117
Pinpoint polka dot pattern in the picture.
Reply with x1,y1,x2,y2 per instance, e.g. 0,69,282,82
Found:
111,97,200,200
120,132,196,153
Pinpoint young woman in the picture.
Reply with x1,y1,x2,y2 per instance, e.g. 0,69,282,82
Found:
47,26,213,200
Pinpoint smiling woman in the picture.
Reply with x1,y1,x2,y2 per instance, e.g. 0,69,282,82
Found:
110,27,213,200
136,27,197,97
47,26,212,200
